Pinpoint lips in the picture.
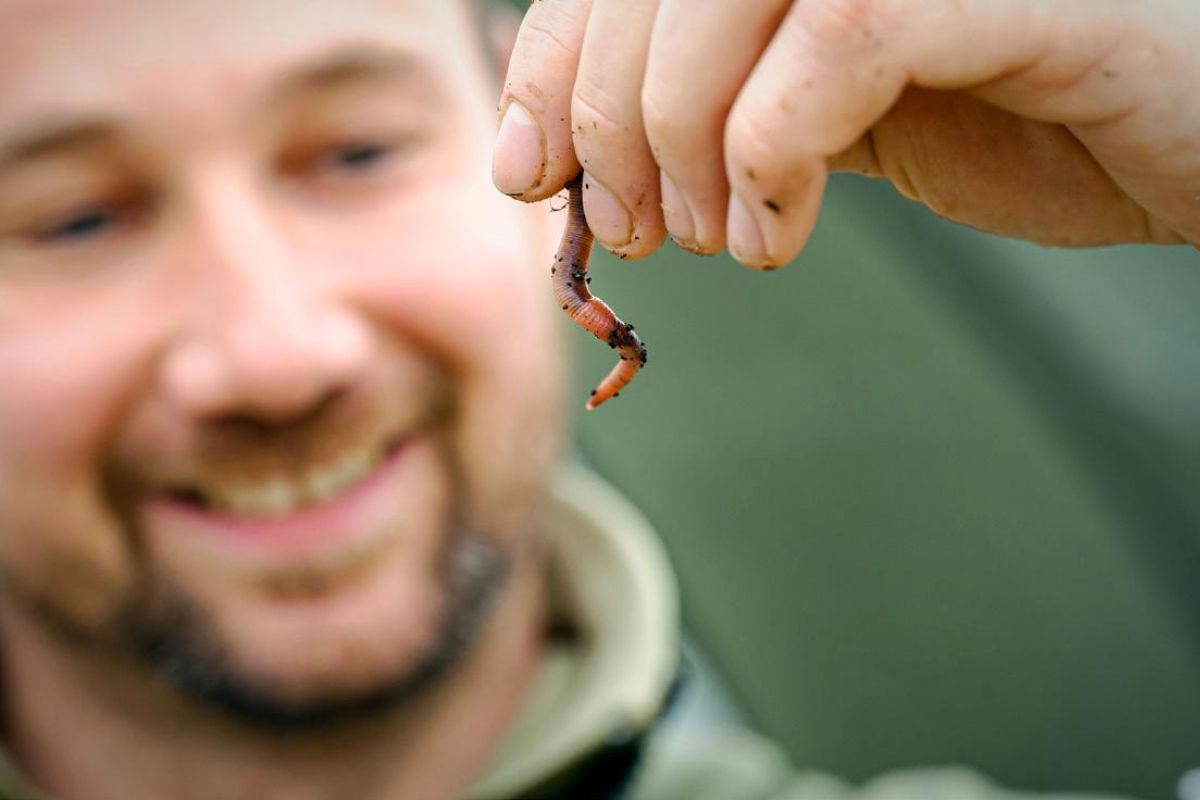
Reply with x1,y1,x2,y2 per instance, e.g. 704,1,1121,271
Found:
141,432,424,570
167,435,406,518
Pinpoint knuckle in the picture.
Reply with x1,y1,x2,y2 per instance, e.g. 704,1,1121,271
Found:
640,83,695,161
910,168,974,224
724,109,782,175
571,88,658,189
518,4,587,59
803,0,892,44
571,85,628,138
520,19,572,59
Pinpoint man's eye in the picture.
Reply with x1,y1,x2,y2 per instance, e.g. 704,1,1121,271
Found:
278,134,421,188
33,206,118,244
321,142,393,173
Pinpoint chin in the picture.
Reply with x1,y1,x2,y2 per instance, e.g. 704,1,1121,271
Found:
132,524,510,728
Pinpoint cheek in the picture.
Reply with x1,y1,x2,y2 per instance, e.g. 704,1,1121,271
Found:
0,274,169,468
337,181,566,528
0,333,127,471
0,284,167,625
352,185,558,358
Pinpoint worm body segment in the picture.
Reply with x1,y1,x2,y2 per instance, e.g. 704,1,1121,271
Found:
552,174,647,410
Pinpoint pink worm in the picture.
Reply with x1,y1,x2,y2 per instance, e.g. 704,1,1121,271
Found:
552,174,647,410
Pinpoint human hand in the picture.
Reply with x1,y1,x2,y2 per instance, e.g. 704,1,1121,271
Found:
491,0,1199,268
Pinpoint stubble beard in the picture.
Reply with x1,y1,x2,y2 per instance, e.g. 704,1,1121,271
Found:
131,527,510,729
19,451,516,731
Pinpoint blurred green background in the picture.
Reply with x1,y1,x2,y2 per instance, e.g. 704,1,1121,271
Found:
567,174,1200,800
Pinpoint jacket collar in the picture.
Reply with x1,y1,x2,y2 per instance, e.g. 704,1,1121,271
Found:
469,463,680,799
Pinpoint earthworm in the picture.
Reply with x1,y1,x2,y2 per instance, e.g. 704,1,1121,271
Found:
552,173,647,410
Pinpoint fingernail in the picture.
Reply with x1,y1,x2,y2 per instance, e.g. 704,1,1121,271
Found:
582,174,632,248
492,101,545,196
727,194,771,268
660,172,696,248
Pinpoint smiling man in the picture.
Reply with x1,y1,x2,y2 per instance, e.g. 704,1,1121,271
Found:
0,1,580,797
0,0,1195,799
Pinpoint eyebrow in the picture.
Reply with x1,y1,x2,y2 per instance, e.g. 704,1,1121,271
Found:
0,120,121,169
273,45,437,98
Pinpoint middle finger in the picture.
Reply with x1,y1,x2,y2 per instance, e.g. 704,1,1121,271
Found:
643,0,792,255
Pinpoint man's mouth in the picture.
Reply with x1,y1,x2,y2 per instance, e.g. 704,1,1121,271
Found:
168,436,407,518
143,432,428,573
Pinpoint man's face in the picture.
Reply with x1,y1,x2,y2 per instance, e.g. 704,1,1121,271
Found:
0,0,563,721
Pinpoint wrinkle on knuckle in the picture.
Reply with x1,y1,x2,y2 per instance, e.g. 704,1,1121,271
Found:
520,14,578,59
571,87,628,137
725,110,782,179
877,148,919,201
882,137,967,218
918,180,967,221
640,84,697,161
802,0,892,46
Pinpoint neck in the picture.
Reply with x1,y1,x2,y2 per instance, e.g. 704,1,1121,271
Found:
0,546,547,800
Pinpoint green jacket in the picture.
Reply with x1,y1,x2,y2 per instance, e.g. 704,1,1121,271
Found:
471,467,1136,800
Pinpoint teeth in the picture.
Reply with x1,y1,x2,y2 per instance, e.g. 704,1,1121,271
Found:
307,466,343,503
316,451,373,501
201,445,386,517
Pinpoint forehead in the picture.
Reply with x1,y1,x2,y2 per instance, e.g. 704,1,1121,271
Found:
0,0,481,127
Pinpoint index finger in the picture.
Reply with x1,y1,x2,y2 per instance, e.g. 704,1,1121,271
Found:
492,0,592,201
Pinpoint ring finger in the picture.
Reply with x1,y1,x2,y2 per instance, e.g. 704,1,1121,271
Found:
642,0,792,255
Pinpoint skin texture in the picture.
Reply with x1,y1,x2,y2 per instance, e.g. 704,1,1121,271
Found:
0,1,564,798
493,0,1200,267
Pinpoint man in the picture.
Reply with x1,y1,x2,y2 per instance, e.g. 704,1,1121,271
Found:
0,1,1193,798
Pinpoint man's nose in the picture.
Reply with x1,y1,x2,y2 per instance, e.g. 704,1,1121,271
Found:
160,176,373,424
